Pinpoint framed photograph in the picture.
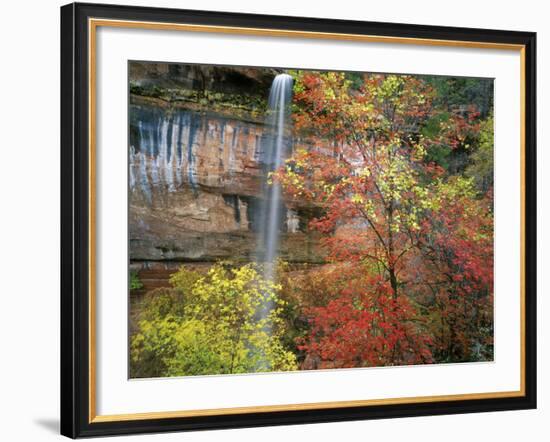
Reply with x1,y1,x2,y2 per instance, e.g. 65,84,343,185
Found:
60,2,536,438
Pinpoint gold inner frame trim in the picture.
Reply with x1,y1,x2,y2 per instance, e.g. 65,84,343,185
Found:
88,17,527,423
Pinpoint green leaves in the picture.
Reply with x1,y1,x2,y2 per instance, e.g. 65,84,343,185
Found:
129,270,143,290
465,115,494,192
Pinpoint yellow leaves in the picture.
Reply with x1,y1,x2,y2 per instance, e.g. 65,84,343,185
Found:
171,263,282,325
357,167,371,178
322,182,336,194
435,176,477,200
351,194,364,204
364,200,378,222
324,88,336,100
403,211,421,231
379,75,405,100
132,262,298,377
411,140,427,161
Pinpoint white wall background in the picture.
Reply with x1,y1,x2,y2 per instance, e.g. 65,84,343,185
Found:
0,0,546,440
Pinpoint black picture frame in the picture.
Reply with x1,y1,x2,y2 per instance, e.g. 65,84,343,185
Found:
61,2,537,438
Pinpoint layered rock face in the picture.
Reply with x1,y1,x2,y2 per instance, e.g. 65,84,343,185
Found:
129,62,278,97
129,64,325,278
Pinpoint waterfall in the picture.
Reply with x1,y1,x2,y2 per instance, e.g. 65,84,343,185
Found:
258,73,293,282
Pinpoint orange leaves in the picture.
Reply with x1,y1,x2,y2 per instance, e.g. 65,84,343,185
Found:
431,106,483,151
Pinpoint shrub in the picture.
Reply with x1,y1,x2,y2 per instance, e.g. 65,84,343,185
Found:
129,270,143,290
130,263,297,378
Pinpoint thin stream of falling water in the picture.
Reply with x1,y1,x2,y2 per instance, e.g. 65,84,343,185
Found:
258,73,293,309
262,77,292,281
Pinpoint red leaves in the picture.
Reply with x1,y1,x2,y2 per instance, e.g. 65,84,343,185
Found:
280,71,493,365
431,106,483,151
411,186,494,361
298,271,433,368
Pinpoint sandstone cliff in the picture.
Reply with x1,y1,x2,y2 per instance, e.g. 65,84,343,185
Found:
129,63,325,275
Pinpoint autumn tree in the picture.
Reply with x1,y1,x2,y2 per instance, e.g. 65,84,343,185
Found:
278,72,442,300
413,177,494,361
297,268,433,368
275,71,492,365
131,263,297,377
